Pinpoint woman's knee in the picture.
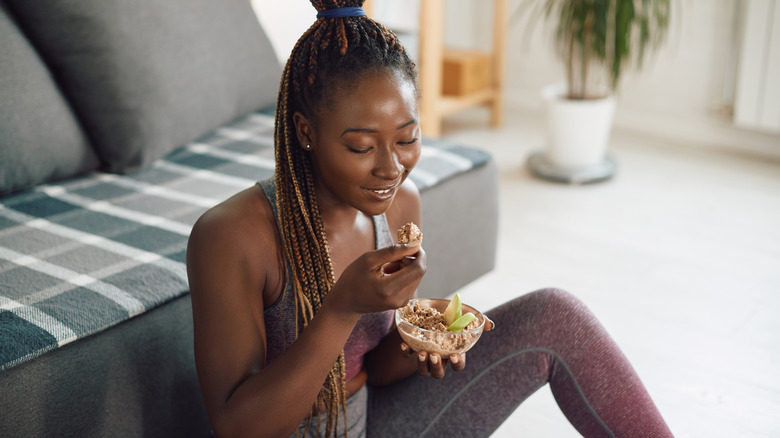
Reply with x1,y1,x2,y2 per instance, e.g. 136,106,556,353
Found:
535,288,606,337
485,287,577,326
484,287,598,338
534,287,581,304
520,287,597,326
519,287,583,310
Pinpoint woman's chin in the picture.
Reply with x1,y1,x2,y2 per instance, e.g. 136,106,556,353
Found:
358,196,395,217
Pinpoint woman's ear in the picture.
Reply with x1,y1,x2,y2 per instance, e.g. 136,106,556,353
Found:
292,111,315,151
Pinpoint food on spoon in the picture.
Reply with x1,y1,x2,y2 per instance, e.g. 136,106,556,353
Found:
397,222,423,246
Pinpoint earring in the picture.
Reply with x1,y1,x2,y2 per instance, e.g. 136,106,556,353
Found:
305,144,312,150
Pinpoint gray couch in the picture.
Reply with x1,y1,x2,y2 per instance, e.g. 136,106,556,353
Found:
0,0,498,436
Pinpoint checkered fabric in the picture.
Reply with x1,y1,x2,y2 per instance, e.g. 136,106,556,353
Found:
0,108,490,371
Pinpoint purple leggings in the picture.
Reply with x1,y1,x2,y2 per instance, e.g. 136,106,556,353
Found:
366,288,673,437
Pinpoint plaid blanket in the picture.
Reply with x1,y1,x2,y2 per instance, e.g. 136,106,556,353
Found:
0,109,490,371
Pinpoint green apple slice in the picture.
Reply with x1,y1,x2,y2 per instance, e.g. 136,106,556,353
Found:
447,312,477,332
443,293,462,326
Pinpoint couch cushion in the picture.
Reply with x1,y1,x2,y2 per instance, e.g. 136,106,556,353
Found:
5,0,281,174
0,3,99,196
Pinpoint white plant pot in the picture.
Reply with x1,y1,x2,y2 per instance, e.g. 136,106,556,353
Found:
542,83,616,169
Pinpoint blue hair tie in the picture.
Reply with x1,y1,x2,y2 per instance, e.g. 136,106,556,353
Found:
316,7,366,19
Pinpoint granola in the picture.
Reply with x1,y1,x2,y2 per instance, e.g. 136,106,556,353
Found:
397,222,423,246
398,301,481,356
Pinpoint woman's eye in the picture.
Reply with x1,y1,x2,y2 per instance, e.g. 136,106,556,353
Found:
347,146,373,154
398,138,418,146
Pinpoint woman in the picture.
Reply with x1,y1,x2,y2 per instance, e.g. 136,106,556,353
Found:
186,2,674,437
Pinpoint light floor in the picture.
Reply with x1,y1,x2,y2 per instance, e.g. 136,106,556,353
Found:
438,107,780,438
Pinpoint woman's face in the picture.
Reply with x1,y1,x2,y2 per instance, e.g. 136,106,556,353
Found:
299,69,421,216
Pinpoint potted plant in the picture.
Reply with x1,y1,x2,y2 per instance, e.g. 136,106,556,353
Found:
516,0,671,183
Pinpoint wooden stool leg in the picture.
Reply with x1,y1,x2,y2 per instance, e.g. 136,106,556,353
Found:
419,0,444,137
490,0,507,128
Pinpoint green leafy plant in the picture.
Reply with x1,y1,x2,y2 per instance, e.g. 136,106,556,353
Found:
513,0,671,99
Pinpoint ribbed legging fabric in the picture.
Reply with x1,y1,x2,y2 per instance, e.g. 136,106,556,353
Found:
366,288,674,438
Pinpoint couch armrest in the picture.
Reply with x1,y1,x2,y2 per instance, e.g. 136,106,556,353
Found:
418,158,499,299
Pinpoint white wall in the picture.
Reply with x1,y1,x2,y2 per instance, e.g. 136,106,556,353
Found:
505,1,733,112
734,0,780,132
499,0,780,157
251,0,485,66
250,0,314,66
250,0,425,65
250,0,780,158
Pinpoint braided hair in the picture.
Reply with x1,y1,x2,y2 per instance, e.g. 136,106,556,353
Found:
273,1,416,436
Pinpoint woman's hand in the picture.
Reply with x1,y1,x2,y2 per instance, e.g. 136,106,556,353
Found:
327,243,426,316
405,349,467,379
399,316,495,379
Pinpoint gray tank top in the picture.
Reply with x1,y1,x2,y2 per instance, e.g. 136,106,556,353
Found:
257,178,395,380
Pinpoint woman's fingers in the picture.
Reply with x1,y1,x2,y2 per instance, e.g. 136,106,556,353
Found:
383,254,417,275
368,244,421,272
381,259,403,275
484,315,495,331
428,354,446,379
404,346,468,377
400,342,413,358
413,351,452,379
333,245,426,314
449,353,466,372
417,351,429,377
389,247,426,286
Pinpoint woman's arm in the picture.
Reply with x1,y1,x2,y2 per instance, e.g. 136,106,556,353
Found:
364,325,419,385
188,190,359,438
188,188,425,438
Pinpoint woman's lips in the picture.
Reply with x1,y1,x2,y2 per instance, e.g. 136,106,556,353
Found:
363,174,405,201
363,183,397,200
369,187,393,194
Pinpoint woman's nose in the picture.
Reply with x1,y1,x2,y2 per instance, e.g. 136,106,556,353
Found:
374,146,403,180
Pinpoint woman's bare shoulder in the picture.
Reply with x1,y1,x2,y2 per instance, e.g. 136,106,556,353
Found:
196,184,272,229
191,186,275,246
187,184,280,296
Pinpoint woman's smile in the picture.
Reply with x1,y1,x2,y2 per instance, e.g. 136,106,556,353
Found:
362,178,401,201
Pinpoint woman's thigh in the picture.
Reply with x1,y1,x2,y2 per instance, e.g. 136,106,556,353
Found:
367,288,570,438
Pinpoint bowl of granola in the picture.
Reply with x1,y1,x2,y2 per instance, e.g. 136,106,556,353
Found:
395,296,485,358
